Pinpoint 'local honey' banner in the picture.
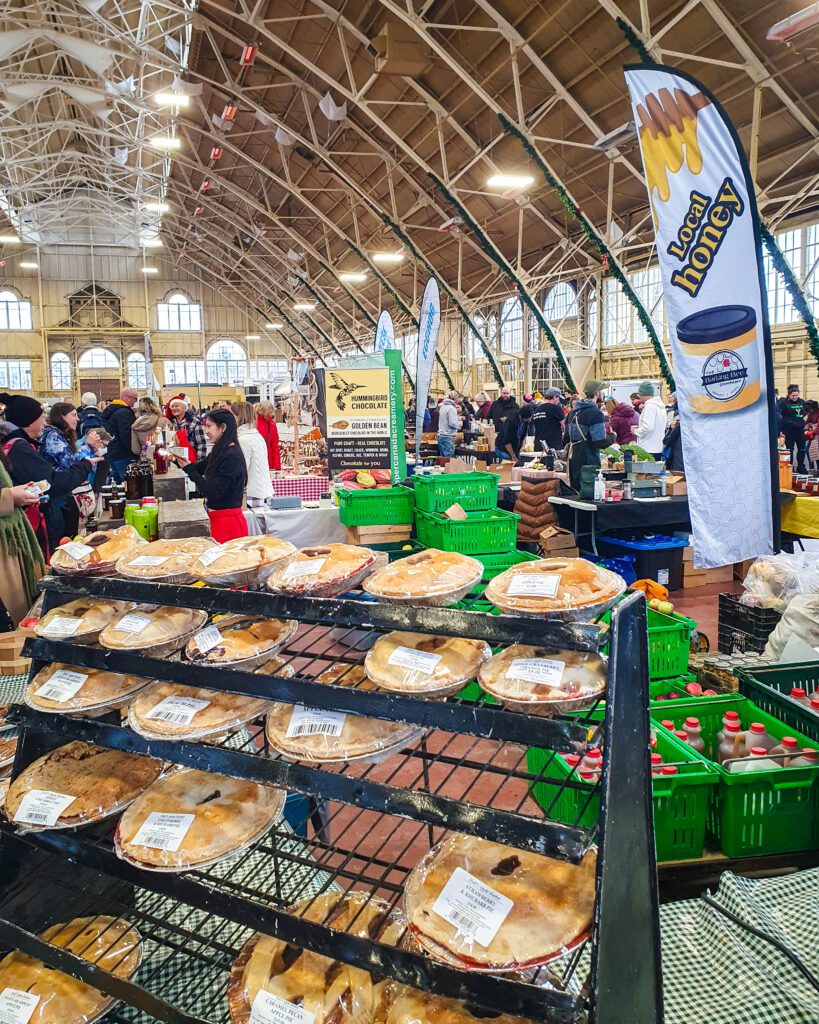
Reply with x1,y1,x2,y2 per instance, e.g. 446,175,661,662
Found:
625,64,779,567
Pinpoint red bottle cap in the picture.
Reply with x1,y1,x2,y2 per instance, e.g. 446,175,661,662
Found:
791,687,807,699
811,699,819,710
750,746,767,756
578,769,597,780
802,749,818,761
661,720,675,730
650,753,663,765
660,765,678,775
725,711,740,722
675,730,688,741
684,717,700,728
725,721,741,732
782,737,799,750
749,722,766,734
564,754,581,767
587,747,602,758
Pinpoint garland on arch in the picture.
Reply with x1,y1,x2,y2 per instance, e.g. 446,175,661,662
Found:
616,16,654,64
498,113,675,392
761,224,819,371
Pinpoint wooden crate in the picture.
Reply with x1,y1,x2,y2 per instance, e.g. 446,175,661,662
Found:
0,629,32,676
346,524,412,545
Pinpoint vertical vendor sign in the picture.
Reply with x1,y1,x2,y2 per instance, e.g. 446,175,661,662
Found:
415,276,441,462
625,65,779,567
374,309,395,351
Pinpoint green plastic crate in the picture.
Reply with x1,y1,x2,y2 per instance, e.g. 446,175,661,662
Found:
412,471,499,513
647,607,696,680
415,508,520,554
650,674,735,705
737,663,819,745
652,696,819,858
337,486,414,526
363,540,425,562
527,709,718,861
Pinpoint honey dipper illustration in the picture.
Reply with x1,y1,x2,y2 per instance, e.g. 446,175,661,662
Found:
635,87,711,223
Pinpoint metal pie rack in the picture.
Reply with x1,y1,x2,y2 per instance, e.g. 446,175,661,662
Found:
0,574,662,1024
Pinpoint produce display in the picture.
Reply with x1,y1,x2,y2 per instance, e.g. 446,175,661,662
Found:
334,468,393,490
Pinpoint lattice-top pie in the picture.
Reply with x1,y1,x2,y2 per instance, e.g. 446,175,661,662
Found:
128,681,271,740
486,558,625,619
365,632,491,697
386,987,531,1024
267,544,375,596
0,915,142,1024
99,605,207,651
34,599,133,641
478,645,607,712
50,524,145,573
363,548,483,606
116,536,217,580
25,663,151,713
184,616,297,665
227,891,403,1024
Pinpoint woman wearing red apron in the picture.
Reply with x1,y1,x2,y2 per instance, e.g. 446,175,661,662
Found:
170,410,248,543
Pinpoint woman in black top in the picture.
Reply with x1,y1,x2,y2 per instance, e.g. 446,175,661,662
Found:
170,409,248,542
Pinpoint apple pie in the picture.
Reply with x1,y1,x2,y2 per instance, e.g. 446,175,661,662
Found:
35,599,134,643
265,664,422,763
0,915,142,1024
363,549,483,606
267,544,375,597
25,663,151,714
365,632,491,697
478,645,607,714
387,987,531,1024
192,535,297,586
115,768,285,870
227,891,403,1024
128,681,271,740
5,741,164,830
184,616,297,666
405,834,597,969
486,558,625,620
99,605,208,654
50,524,145,574
116,536,217,581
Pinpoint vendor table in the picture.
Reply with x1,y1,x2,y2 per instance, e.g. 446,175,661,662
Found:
245,498,347,547
549,494,692,553
780,490,819,540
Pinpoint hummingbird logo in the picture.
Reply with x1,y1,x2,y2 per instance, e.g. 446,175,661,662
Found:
328,372,365,411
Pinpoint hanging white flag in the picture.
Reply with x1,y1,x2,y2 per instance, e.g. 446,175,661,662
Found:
374,310,395,351
319,91,347,121
275,126,295,146
415,277,441,461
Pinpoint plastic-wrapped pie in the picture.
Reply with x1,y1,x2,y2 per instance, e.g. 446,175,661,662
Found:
184,616,297,668
0,915,142,1024
363,548,483,606
115,768,285,871
255,656,296,680
486,558,626,620
116,536,217,582
478,645,607,715
99,605,207,655
0,735,17,770
25,663,151,714
34,599,134,644
365,632,491,697
227,892,403,1024
265,664,422,763
405,834,596,970
192,535,297,586
4,741,164,831
49,524,145,575
387,987,531,1024
128,681,272,740
267,544,375,597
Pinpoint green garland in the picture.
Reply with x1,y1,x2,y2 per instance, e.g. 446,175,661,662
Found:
616,16,654,64
761,224,819,370
428,171,577,391
498,113,675,391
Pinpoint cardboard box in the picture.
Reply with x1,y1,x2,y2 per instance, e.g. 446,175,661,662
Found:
487,463,513,484
682,564,733,589
444,459,474,474
443,503,467,521
346,524,412,544
539,526,577,551
734,558,754,581
683,545,695,562
665,474,687,496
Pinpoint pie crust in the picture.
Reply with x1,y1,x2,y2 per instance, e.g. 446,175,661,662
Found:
128,681,272,740
115,768,285,871
363,549,483,606
477,645,607,714
265,664,422,763
116,536,217,581
99,605,208,654
485,558,625,620
5,740,164,830
184,616,297,666
50,524,145,574
25,663,151,714
386,987,531,1024
0,915,142,1024
0,734,17,770
267,544,375,597
227,891,403,1024
34,599,134,643
405,834,597,969
192,535,297,585
365,632,491,697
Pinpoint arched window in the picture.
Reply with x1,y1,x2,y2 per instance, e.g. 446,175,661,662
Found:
157,291,201,331
499,298,523,354
78,347,119,370
127,352,148,389
51,352,72,390
206,339,247,384
543,283,576,322
0,289,32,330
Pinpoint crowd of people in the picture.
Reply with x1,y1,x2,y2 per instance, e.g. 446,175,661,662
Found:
776,383,819,474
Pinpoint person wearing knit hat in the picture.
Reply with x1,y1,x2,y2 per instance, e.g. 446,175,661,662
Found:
564,381,615,491
101,387,139,482
583,379,605,399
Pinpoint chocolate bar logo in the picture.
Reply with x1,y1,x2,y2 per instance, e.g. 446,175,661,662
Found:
328,372,365,412
669,176,744,298
701,349,748,402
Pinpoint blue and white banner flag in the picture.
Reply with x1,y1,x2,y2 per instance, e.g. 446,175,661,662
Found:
374,309,395,351
415,276,441,461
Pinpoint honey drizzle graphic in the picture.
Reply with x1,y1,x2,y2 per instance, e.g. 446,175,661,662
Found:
636,87,711,223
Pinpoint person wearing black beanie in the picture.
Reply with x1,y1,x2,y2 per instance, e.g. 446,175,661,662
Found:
0,393,101,558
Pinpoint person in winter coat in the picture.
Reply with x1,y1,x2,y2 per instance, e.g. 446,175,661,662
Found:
170,410,248,542
778,383,808,472
233,402,273,506
41,402,103,539
0,447,44,625
564,380,615,490
490,387,519,433
131,396,171,454
101,387,138,481
437,391,461,458
631,381,667,458
427,397,439,434
496,404,534,463
77,393,103,435
531,388,566,451
0,394,100,559
254,401,281,471
168,399,207,463
804,400,819,471
607,399,640,446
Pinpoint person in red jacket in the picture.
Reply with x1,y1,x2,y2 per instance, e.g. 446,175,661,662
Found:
255,400,281,470
606,399,640,446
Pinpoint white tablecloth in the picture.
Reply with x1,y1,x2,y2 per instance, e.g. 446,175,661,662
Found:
245,500,347,547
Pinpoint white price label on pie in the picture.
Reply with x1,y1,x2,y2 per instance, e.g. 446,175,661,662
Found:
286,705,347,738
250,991,315,1024
508,573,561,598
387,646,442,675
193,625,223,654
130,555,170,568
132,812,195,852
198,546,224,567
0,988,40,1024
113,613,153,634
146,696,211,726
60,541,94,560
41,616,83,638
13,789,76,827
34,669,89,703
432,866,513,948
509,658,565,686
282,558,327,581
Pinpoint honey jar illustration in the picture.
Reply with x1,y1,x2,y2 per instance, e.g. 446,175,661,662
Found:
676,304,761,414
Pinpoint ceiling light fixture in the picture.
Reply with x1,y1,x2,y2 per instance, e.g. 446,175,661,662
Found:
19,262,38,269
265,322,282,329
240,42,258,66
222,98,239,121
293,303,315,311
154,91,190,108
245,334,260,340
149,135,181,150
339,272,367,283
486,173,535,189
141,267,159,274
210,146,222,161
768,4,819,41
372,252,404,264
144,202,169,213
592,122,636,152
0,234,20,243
